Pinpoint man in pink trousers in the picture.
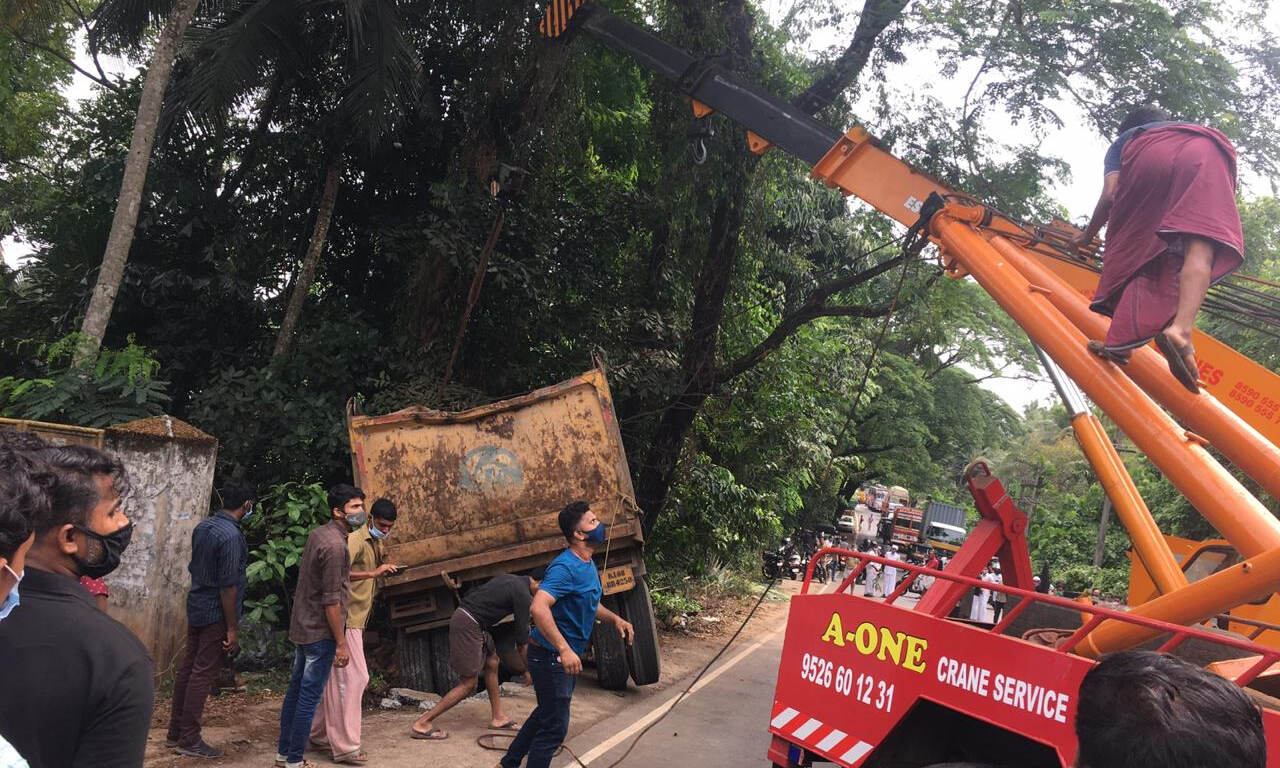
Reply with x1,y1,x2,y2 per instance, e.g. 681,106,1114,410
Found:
311,499,400,764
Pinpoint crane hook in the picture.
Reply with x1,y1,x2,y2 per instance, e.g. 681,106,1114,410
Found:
693,138,708,165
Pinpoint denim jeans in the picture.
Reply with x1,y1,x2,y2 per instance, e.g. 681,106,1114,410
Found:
501,643,577,768
277,639,337,763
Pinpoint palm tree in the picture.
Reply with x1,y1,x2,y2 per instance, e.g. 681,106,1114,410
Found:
4,0,203,362
168,0,420,363
76,0,205,361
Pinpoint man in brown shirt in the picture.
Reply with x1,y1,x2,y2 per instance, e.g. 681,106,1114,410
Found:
274,484,365,768
311,498,401,764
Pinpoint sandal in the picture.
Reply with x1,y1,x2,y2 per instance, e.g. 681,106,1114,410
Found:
490,720,520,731
1086,340,1130,366
333,751,368,765
410,727,449,740
1155,332,1200,394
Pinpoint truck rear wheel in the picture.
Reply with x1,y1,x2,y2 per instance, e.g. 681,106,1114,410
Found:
593,600,630,690
617,579,661,685
428,626,461,695
397,629,435,693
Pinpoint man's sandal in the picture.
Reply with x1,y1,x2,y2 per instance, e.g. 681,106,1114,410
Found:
1086,340,1130,366
410,727,449,740
1155,332,1200,394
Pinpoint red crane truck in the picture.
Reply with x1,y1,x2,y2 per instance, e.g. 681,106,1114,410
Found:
537,2,1280,765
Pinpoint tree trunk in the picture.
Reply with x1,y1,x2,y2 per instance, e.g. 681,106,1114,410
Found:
75,0,202,362
271,156,344,364
635,0,912,531
636,157,753,532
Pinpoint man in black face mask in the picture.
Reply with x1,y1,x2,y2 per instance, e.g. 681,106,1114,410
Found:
0,441,154,768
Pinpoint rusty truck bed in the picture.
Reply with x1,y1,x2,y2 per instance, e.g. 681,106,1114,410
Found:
347,368,644,596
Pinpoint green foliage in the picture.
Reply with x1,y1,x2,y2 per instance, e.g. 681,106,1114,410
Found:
240,481,331,626
0,333,171,426
1056,564,1129,598
1,0,1277,593
649,588,702,624
652,455,782,576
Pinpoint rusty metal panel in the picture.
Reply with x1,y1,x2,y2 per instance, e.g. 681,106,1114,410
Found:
348,368,642,574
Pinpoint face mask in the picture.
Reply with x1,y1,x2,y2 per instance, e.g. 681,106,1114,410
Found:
345,511,368,529
582,522,607,545
242,504,254,521
73,521,134,579
0,564,21,621
368,524,388,540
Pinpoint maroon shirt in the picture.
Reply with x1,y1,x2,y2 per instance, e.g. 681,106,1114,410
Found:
288,520,351,644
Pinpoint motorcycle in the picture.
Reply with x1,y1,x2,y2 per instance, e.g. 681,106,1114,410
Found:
785,548,804,580
762,548,786,580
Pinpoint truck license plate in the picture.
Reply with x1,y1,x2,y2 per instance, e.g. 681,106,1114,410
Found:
601,565,635,595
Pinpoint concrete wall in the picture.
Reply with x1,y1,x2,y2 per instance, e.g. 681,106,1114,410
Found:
103,416,218,676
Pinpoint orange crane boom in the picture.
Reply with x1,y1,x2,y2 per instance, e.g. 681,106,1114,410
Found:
540,1,1280,655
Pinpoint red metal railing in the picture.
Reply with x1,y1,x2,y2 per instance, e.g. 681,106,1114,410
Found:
800,547,1280,686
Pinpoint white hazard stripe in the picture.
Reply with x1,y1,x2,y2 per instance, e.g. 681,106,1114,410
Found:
771,706,876,767
792,717,823,740
816,729,847,752
770,707,800,729
840,741,874,764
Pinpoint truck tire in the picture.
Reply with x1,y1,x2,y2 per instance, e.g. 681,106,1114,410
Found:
593,610,630,690
428,626,461,695
617,579,661,685
397,629,435,693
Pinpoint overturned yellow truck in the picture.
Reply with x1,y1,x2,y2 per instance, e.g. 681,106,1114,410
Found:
346,368,659,693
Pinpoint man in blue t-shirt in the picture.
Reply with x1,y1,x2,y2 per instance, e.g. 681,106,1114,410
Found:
499,501,633,768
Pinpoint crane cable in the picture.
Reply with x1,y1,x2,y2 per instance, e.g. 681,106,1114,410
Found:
814,203,936,488
475,578,780,767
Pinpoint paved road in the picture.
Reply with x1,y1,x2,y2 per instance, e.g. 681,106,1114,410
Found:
556,578,924,768
559,604,789,768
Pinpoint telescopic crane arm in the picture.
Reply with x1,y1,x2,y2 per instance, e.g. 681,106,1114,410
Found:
541,0,1280,656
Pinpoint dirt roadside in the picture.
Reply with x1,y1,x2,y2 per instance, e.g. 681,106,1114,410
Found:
144,581,801,768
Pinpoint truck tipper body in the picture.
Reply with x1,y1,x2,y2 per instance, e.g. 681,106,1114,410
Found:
346,368,660,692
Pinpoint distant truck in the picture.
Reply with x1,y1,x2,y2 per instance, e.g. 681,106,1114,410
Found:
887,506,924,548
345,368,659,693
921,500,968,554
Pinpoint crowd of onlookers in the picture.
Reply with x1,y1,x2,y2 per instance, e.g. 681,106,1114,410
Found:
0,431,630,768
0,428,1270,768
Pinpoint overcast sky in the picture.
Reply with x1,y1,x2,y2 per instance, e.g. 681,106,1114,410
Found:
6,4,1277,412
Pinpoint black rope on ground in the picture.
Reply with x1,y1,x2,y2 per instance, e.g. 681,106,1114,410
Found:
476,578,779,768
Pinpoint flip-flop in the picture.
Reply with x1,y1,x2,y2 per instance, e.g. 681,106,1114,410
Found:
410,728,449,741
333,750,368,764
1086,340,1130,366
490,720,520,731
1155,333,1200,394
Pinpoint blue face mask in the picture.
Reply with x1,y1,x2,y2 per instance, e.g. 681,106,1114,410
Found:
582,522,607,545
0,564,22,621
368,524,388,540
242,504,254,521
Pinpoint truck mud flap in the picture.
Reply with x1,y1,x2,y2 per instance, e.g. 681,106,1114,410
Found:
593,596,630,690
617,578,661,685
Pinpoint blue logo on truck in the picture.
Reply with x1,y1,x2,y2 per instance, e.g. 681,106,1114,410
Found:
459,446,525,493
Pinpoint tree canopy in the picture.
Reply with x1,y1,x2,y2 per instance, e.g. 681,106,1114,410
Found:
2,0,1278,576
